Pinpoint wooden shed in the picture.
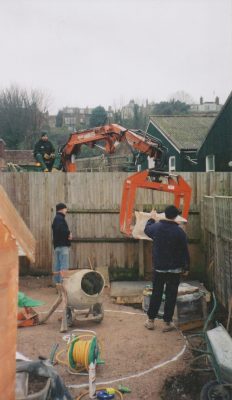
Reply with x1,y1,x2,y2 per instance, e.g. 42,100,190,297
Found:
147,115,216,172
197,91,232,172
0,185,35,400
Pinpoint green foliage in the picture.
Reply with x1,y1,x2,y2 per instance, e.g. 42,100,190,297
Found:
152,100,190,115
56,110,63,127
108,266,140,281
113,110,123,125
133,103,140,128
76,144,102,158
89,105,107,127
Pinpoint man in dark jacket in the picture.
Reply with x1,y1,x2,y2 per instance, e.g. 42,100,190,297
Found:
52,203,72,284
144,205,190,332
34,132,60,172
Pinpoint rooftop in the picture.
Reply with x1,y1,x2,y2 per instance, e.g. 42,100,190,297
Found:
149,114,217,150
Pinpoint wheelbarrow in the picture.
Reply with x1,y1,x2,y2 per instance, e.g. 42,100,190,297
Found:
187,293,232,399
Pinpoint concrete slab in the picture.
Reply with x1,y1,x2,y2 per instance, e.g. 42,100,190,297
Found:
110,281,152,297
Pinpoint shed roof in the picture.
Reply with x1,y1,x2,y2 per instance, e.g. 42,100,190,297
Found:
0,185,35,262
149,115,217,150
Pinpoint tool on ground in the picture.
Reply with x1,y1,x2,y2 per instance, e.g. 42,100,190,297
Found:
76,387,123,400
17,292,44,328
96,390,115,399
118,385,131,394
88,257,95,270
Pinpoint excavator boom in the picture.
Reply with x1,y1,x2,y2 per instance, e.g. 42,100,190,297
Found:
61,124,191,236
61,124,167,172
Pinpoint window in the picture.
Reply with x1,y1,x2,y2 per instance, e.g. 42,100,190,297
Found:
169,156,176,172
206,155,215,172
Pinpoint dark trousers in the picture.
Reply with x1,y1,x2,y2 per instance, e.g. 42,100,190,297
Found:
147,270,180,322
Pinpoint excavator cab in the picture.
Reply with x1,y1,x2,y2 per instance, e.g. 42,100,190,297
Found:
119,170,192,236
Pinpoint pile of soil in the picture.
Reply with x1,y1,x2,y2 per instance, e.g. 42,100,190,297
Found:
160,370,215,400
28,375,49,395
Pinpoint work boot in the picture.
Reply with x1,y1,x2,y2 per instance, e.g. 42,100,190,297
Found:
51,168,59,172
162,321,176,332
44,168,49,172
144,319,155,330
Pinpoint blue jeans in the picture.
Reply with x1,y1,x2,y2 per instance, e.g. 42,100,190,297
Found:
53,246,70,284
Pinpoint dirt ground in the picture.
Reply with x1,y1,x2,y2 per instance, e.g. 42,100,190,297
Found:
17,276,203,400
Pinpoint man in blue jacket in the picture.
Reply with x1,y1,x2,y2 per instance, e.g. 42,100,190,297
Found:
144,205,190,332
52,203,72,284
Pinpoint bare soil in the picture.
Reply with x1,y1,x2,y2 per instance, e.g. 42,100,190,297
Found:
17,277,209,400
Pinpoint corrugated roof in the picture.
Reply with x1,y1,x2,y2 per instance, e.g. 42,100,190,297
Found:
149,115,217,150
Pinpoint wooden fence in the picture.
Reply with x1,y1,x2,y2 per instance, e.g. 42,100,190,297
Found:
0,172,232,282
202,195,232,307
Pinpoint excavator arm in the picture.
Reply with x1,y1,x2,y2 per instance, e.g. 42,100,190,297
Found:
61,124,191,236
119,170,192,236
61,124,167,172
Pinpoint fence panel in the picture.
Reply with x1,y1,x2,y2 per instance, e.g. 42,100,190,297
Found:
202,195,232,307
0,172,231,278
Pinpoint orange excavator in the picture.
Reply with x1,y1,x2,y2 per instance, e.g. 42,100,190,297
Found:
61,124,192,236
60,123,167,172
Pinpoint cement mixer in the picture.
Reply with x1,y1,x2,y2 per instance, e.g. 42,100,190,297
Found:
40,269,105,332
63,269,105,326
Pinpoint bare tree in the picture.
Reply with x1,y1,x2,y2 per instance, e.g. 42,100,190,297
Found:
0,85,49,149
168,90,195,105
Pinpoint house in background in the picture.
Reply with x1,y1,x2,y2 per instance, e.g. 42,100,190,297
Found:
146,115,216,172
197,91,232,172
190,96,222,113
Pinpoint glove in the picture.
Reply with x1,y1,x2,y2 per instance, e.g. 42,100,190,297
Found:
150,209,158,220
44,153,50,160
50,153,55,159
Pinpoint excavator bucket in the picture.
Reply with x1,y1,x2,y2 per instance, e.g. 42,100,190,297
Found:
120,170,192,236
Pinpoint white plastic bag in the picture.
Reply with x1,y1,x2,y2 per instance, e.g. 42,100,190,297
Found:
132,211,187,240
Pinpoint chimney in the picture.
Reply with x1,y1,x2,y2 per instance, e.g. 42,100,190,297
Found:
215,96,219,105
200,96,203,105
0,139,5,158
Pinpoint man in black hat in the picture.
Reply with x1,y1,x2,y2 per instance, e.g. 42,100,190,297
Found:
52,203,72,284
34,132,60,172
144,205,190,332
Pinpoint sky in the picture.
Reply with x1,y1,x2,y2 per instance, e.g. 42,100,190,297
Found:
0,0,231,114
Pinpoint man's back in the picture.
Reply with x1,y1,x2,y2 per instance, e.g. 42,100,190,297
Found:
145,219,189,271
